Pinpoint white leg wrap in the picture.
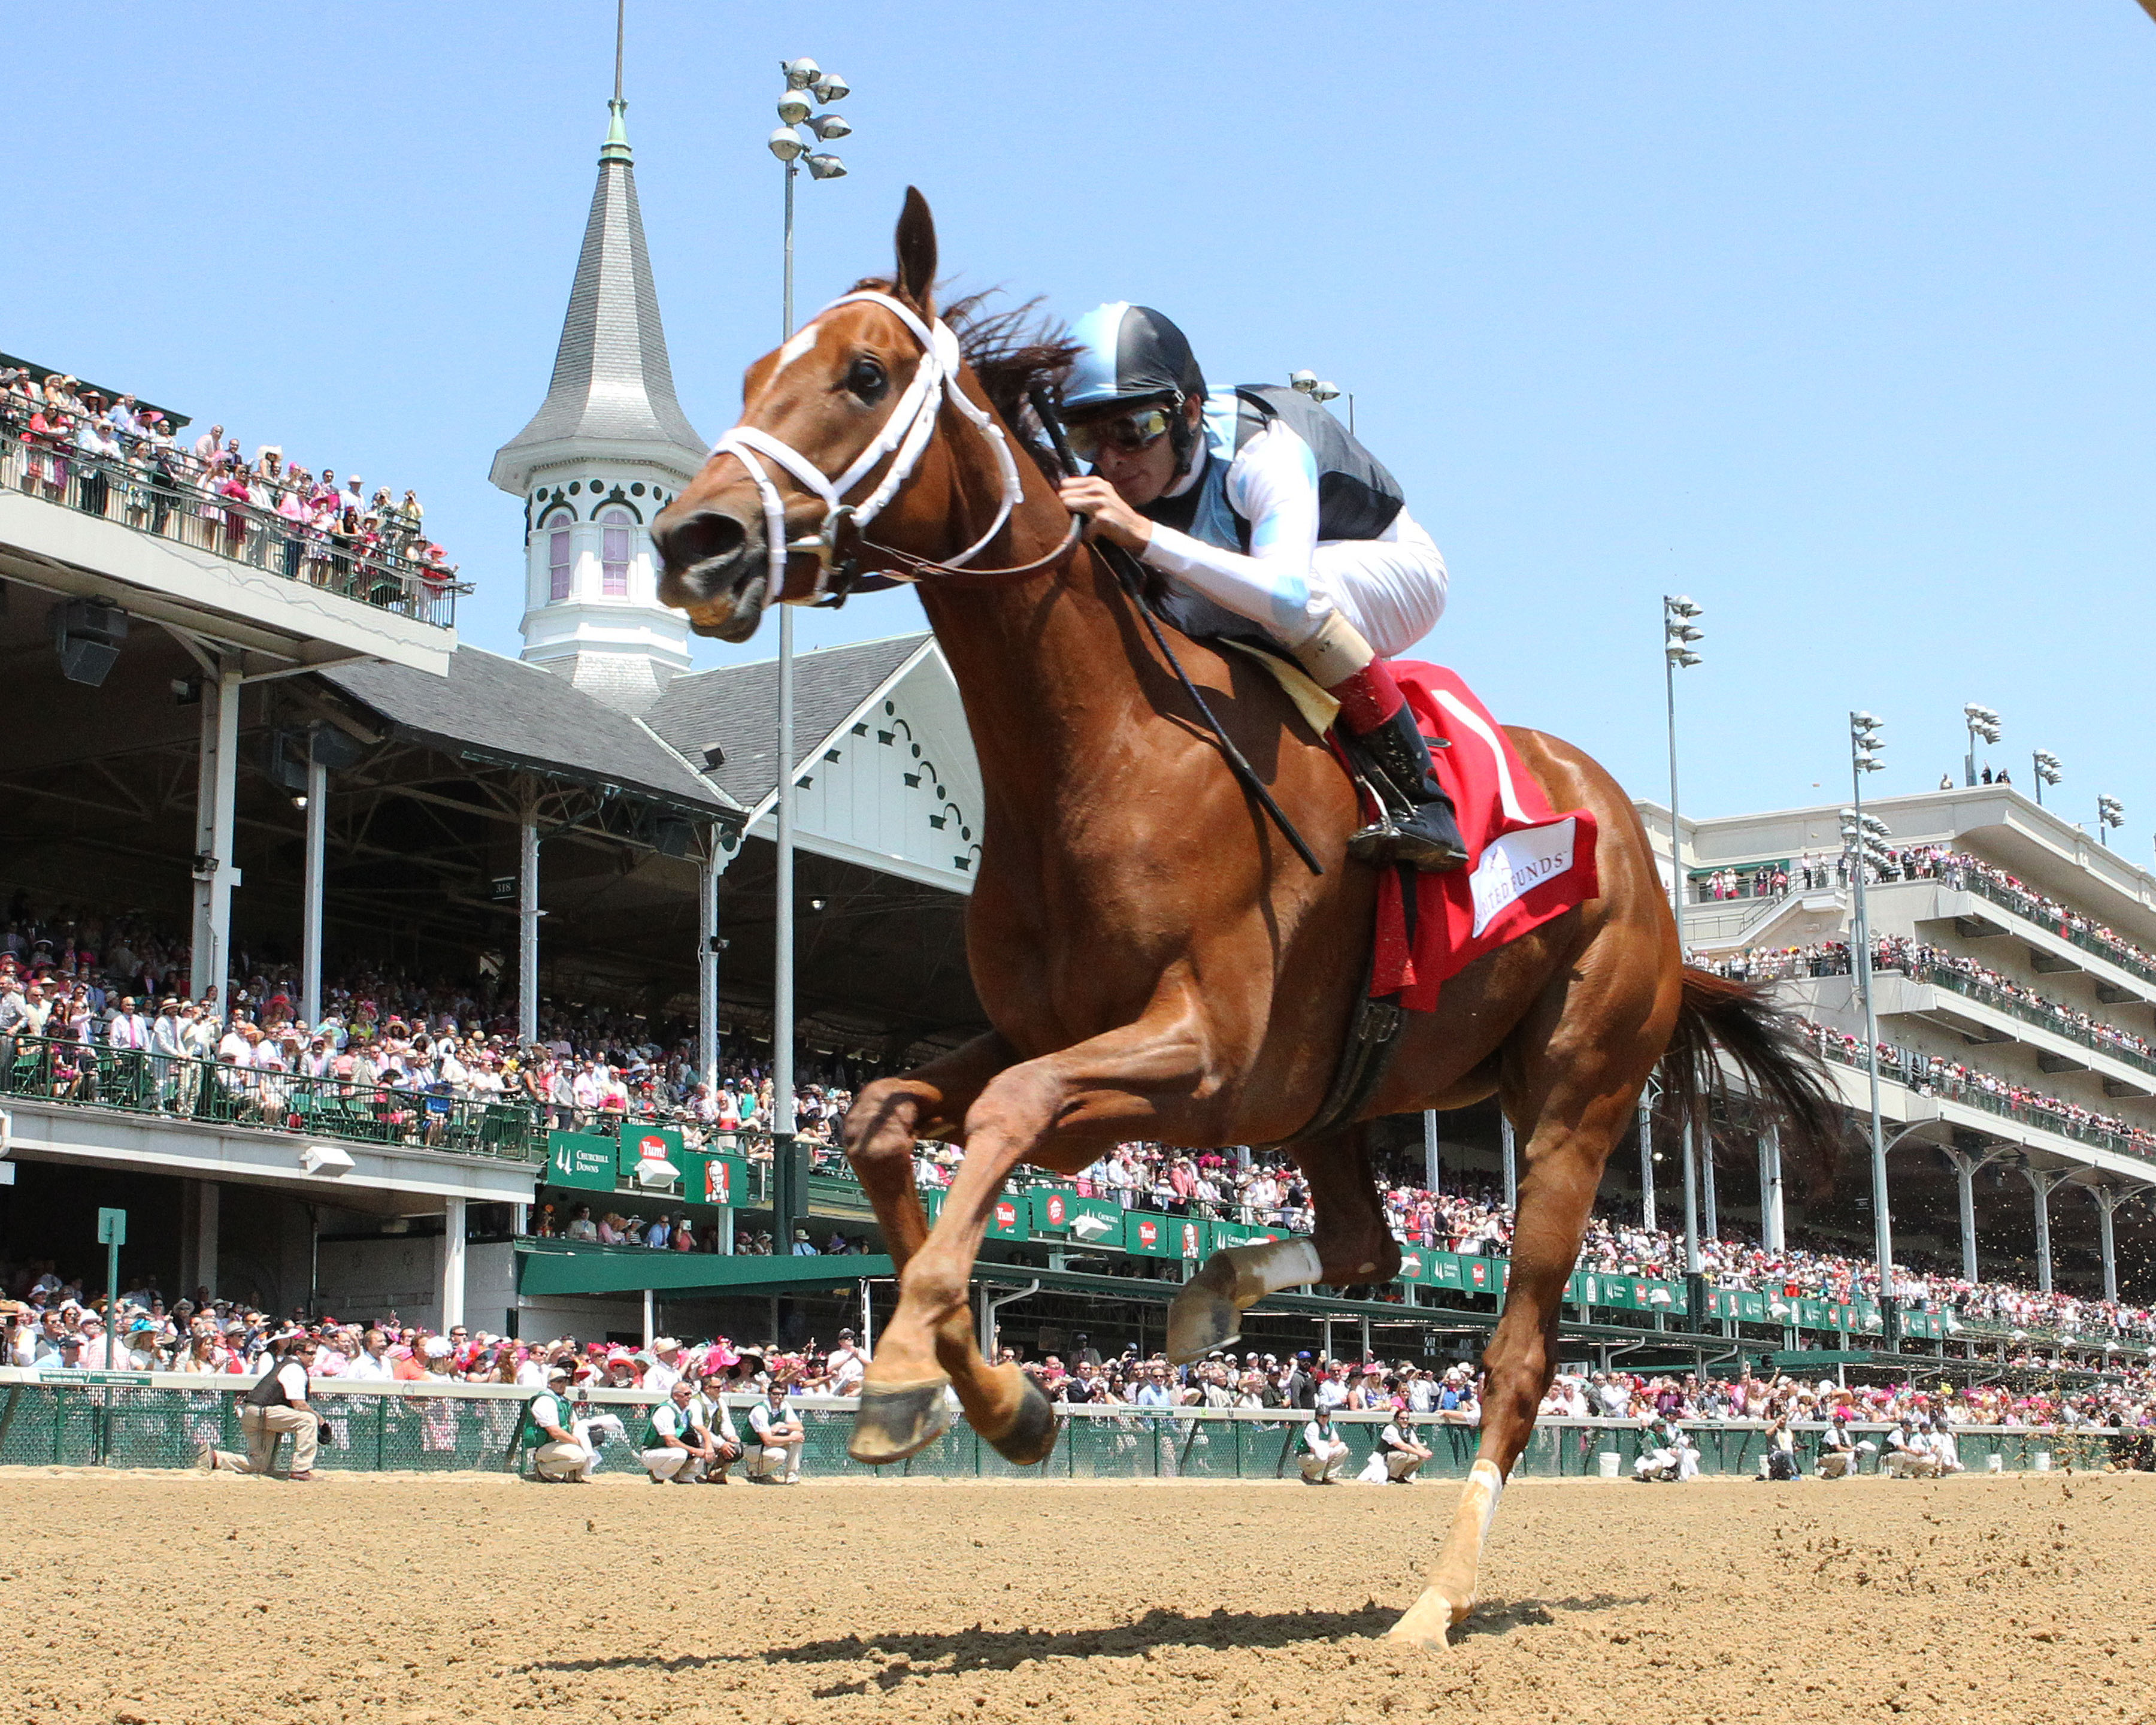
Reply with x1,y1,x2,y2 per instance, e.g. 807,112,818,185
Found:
1289,611,1374,691
1464,1458,1505,1541
1230,1237,1325,1303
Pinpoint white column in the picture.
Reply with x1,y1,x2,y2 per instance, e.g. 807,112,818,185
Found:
189,662,242,1003
1680,1120,1701,1275
517,802,540,1046
1500,1114,1518,1213
301,746,327,1027
641,1288,655,1349
1421,1109,1440,1195
2025,1168,2060,1296
698,835,720,1090
1757,1125,1785,1252
178,1179,219,1303
441,1196,467,1330
2090,1188,2122,1304
1960,1157,1980,1284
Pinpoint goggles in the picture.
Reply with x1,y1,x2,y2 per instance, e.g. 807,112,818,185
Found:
1065,404,1174,462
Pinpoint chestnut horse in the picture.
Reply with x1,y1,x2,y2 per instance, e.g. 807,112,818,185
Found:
653,190,1837,1648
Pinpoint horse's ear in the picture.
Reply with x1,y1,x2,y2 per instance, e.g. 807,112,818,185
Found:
894,186,937,313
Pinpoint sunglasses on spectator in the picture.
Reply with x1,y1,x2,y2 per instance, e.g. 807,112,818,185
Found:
1065,405,1174,462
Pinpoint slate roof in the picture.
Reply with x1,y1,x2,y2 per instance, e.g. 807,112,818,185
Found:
488,101,704,494
644,634,932,813
323,646,736,817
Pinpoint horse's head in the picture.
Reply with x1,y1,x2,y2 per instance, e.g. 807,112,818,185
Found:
654,189,954,642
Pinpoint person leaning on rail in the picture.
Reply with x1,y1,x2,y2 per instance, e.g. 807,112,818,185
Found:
199,1334,324,1479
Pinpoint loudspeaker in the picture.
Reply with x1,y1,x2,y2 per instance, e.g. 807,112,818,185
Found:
49,599,129,688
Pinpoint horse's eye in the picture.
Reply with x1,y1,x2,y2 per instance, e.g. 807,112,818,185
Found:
846,358,888,403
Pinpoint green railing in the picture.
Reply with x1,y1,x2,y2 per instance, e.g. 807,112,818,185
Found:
2,1373,2133,1477
1948,864,2156,989
1908,961,2156,1079
1810,1024,2156,1170
0,1036,544,1164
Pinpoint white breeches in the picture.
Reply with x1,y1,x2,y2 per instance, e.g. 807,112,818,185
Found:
532,1439,595,1481
1166,510,1448,659
641,1446,700,1481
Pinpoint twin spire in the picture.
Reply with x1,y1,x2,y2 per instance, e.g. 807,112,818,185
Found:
487,1,702,495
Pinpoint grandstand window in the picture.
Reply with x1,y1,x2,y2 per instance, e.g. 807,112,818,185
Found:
601,509,631,597
548,528,572,601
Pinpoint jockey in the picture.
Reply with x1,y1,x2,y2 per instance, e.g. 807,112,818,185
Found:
1055,302,1467,873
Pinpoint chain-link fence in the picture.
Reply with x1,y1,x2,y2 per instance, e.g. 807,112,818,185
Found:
1,1372,2133,1478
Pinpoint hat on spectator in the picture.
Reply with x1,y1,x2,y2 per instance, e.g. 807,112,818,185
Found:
422,1337,452,1358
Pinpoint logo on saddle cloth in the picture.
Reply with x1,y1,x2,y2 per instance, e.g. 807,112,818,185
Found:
1468,816,1579,939
1369,662,1600,1011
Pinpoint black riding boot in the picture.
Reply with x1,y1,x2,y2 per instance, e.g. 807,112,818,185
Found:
1342,703,1470,873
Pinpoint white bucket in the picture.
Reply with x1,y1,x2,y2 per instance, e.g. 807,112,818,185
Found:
1987,1452,2003,1473
1598,1451,1621,1479
2033,1451,2052,1472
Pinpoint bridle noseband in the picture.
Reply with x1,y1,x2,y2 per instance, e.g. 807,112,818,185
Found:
708,290,1078,605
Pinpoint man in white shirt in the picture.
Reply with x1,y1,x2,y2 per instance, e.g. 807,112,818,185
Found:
747,1383,805,1484
640,1381,705,1482
826,1328,867,1396
688,1370,744,1483
341,1329,395,1381
642,1337,685,1398
1299,1407,1350,1485
1377,1415,1433,1483
203,1338,323,1478
528,1367,598,1482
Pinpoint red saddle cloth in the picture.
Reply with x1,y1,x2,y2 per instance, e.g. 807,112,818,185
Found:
1363,663,1600,1010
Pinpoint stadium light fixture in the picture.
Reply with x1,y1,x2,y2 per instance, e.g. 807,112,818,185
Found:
2098,794,2125,848
1290,368,1354,431
2031,749,2063,807
1962,702,2001,786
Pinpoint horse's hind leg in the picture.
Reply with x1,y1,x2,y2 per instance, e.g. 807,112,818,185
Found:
1388,972,1668,1651
841,1033,1015,1458
1168,1125,1399,1362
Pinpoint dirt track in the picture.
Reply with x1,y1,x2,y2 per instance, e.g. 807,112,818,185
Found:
5,1467,2152,1724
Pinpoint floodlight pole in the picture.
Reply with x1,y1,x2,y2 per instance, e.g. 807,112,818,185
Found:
773,149,800,1237
1849,718,1897,1347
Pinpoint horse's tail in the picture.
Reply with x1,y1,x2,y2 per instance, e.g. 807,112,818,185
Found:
1662,967,1846,1193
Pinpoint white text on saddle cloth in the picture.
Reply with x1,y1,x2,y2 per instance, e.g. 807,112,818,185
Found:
1468,816,1579,939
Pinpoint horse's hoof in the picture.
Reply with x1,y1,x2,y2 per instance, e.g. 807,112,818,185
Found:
1383,1589,1467,1653
849,1379,953,1464
981,1374,1060,1466
1165,1258,1242,1364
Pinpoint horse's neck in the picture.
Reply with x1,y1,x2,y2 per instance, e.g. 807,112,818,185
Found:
913,432,1161,812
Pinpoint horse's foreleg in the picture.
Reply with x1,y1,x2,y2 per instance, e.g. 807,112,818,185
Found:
1168,1125,1397,1362
1388,1088,1636,1653
853,1010,1210,1466
840,1034,1014,1458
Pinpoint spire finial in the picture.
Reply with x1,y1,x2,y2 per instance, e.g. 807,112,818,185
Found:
602,0,631,162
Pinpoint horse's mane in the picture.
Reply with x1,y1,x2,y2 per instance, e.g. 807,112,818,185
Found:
849,277,1079,479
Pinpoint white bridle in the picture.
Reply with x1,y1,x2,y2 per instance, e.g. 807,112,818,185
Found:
708,290,1026,605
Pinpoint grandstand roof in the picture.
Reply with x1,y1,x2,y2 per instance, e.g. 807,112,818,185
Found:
324,644,738,819
646,633,934,814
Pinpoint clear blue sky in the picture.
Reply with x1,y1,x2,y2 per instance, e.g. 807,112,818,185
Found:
13,2,2156,842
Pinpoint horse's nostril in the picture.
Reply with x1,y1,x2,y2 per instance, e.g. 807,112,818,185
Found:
654,509,747,576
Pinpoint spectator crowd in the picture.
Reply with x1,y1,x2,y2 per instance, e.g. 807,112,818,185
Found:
1,362,458,617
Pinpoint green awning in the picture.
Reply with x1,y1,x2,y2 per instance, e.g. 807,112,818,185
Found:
516,1243,894,1298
